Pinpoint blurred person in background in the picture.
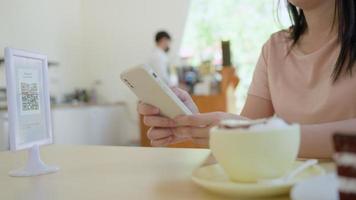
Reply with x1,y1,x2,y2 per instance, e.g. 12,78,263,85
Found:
148,31,172,85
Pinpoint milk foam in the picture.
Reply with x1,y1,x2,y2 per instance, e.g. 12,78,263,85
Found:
249,117,289,131
219,117,291,131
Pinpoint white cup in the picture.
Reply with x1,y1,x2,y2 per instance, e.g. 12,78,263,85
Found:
209,124,300,182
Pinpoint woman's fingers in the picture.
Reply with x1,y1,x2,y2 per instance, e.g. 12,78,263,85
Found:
174,112,224,127
150,135,192,147
144,116,177,127
171,126,210,147
171,87,191,102
147,127,173,147
150,136,173,147
147,127,174,140
137,102,160,115
171,87,199,113
147,127,194,147
171,126,209,147
147,127,210,147
169,136,190,144
172,126,211,138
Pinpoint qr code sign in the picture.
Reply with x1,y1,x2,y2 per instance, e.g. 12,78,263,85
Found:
21,82,40,112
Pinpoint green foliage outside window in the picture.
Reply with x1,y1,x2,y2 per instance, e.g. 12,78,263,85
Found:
180,0,290,112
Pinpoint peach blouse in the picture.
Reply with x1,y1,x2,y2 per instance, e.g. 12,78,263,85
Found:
248,31,356,124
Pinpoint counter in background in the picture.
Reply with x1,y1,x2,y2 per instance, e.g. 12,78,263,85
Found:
0,103,139,151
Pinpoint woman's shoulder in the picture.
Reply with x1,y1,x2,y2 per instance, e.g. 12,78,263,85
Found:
266,29,291,47
262,29,292,56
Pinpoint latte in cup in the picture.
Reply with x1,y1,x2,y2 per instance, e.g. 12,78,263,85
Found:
209,117,300,182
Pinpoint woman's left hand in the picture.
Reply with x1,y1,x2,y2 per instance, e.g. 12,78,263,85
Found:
144,112,242,147
172,112,227,146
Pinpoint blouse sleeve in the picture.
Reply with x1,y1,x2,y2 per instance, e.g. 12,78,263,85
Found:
247,43,271,100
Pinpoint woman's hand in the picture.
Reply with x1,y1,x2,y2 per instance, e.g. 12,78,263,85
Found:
137,87,198,146
138,87,242,147
140,105,227,147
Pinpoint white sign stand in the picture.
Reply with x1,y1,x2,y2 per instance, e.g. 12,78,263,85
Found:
9,144,59,176
5,47,59,177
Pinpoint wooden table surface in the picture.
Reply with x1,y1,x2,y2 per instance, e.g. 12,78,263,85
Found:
0,145,335,200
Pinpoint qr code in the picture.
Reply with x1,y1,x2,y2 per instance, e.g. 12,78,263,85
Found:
21,82,40,112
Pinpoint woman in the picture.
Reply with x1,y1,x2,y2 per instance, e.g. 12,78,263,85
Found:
138,0,356,158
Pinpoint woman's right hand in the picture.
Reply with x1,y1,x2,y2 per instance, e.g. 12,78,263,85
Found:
137,87,241,147
137,87,198,146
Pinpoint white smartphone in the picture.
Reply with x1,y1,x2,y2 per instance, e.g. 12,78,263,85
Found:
120,65,192,118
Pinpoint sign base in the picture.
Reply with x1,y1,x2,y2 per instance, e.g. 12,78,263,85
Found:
9,144,59,177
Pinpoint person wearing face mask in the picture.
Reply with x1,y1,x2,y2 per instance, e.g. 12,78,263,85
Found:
148,31,172,85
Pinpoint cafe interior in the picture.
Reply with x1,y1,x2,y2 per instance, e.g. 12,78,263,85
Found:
0,0,355,200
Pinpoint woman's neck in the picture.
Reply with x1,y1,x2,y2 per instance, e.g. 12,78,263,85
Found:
297,0,338,54
303,1,338,37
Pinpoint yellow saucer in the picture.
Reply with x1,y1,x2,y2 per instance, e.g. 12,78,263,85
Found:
192,161,325,198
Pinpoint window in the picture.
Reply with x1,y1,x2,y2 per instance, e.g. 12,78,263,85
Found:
180,0,290,112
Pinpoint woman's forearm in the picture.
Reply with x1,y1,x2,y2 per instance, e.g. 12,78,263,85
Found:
299,118,356,159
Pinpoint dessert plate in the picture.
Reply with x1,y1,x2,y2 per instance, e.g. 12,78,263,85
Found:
291,173,338,200
192,161,325,198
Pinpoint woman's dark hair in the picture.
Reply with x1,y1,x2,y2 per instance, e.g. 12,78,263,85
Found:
287,0,356,82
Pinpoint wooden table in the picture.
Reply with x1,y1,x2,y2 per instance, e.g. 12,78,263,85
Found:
0,145,334,200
